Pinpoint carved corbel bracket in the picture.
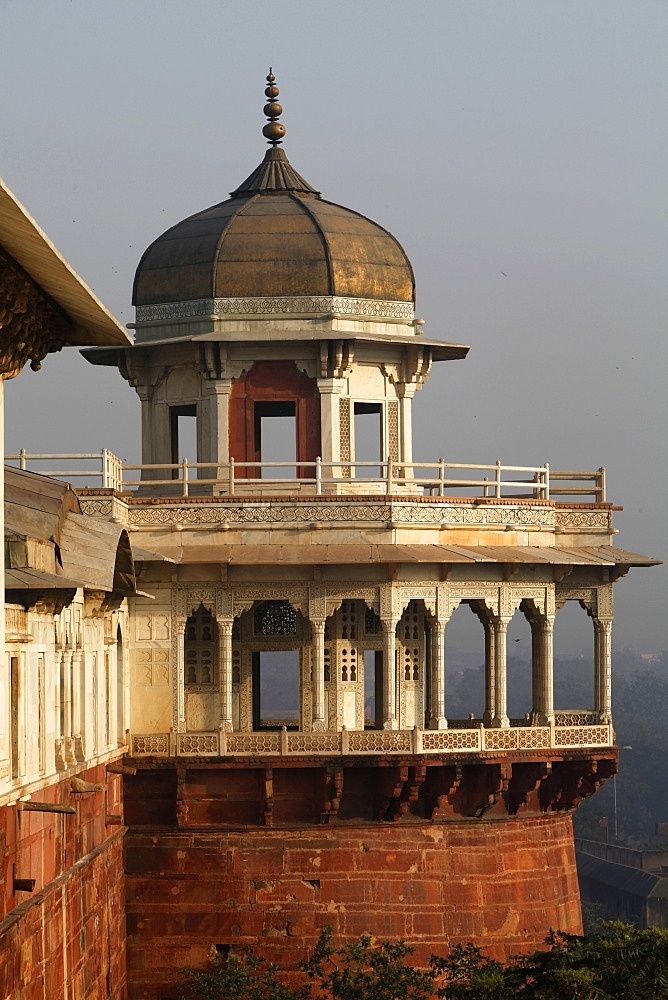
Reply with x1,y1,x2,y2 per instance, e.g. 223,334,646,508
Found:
320,339,354,379
0,247,68,378
322,766,344,825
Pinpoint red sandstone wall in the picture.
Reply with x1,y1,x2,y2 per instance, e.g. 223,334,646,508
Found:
125,814,582,1000
0,764,127,1000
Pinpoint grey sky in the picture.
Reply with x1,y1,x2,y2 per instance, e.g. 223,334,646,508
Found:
2,0,666,655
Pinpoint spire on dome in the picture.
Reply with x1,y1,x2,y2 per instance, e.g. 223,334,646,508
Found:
262,68,285,146
230,68,320,197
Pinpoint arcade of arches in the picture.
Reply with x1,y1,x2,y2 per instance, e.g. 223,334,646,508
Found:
153,582,614,738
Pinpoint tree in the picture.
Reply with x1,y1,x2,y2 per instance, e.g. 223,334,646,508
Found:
302,925,439,999
175,923,668,1000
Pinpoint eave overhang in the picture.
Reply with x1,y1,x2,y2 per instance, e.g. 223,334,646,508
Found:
0,177,131,347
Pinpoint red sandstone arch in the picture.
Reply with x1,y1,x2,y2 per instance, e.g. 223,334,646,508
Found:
229,360,321,478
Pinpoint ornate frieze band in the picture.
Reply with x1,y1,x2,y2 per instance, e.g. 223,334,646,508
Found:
135,295,415,325
118,500,567,528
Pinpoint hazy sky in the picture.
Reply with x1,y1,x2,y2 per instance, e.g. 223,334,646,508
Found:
2,0,666,655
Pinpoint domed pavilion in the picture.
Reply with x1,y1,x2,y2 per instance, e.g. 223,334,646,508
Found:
80,72,657,1000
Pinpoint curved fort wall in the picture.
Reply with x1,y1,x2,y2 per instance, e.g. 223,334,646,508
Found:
121,756,601,1000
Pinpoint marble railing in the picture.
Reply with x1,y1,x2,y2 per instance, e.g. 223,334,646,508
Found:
130,721,614,758
6,451,606,502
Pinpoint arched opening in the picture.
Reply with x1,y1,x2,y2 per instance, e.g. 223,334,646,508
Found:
184,603,219,731
442,603,487,723
185,603,218,687
229,361,321,480
506,607,533,721
251,601,301,731
397,599,426,729
554,600,596,713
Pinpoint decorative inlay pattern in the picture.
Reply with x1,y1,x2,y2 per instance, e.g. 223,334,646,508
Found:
79,499,113,516
127,723,612,756
516,727,551,749
135,295,415,324
132,734,169,755
287,733,340,753
178,733,218,755
485,729,521,751
116,499,617,530
556,510,610,527
553,725,610,747
347,731,412,752
226,733,280,753
339,397,351,477
422,730,479,751
555,711,597,727
387,401,399,465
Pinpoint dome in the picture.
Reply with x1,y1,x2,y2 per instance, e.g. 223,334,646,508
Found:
133,90,415,312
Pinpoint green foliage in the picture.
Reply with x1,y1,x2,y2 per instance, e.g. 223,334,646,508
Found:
175,950,310,1000
175,922,668,1000
430,943,510,999
439,924,668,999
302,925,439,999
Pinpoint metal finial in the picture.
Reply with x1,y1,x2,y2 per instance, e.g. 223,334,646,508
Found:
262,67,286,146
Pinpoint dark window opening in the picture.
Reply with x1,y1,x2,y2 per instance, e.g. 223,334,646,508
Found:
254,400,296,478
252,651,300,730
364,649,383,730
354,402,382,477
170,405,197,475
184,603,217,687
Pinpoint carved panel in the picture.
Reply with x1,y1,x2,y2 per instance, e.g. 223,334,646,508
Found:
447,587,500,618
136,295,414,323
596,584,614,620
134,613,170,641
226,733,280,754
287,732,340,753
387,400,399,465
345,731,406,752
178,733,218,755
555,587,596,611
309,587,326,621
379,584,401,622
185,691,218,732
553,726,611,747
339,397,351,476
422,730,480,752
173,589,217,617
131,649,170,687
132,734,169,755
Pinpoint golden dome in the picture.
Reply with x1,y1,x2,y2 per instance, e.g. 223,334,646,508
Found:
133,148,415,308
133,73,414,311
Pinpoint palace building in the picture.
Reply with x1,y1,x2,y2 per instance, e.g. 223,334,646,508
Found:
1,73,659,999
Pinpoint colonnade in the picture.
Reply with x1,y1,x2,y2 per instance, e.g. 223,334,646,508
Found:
171,584,614,733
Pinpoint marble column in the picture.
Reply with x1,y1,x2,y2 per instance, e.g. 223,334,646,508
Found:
531,616,555,723
203,379,232,480
429,619,447,729
311,620,326,731
381,619,398,730
218,620,234,731
175,621,186,732
594,619,613,723
492,618,510,727
482,616,496,725
316,379,344,475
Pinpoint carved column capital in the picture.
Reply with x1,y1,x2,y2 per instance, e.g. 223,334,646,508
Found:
0,248,69,378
